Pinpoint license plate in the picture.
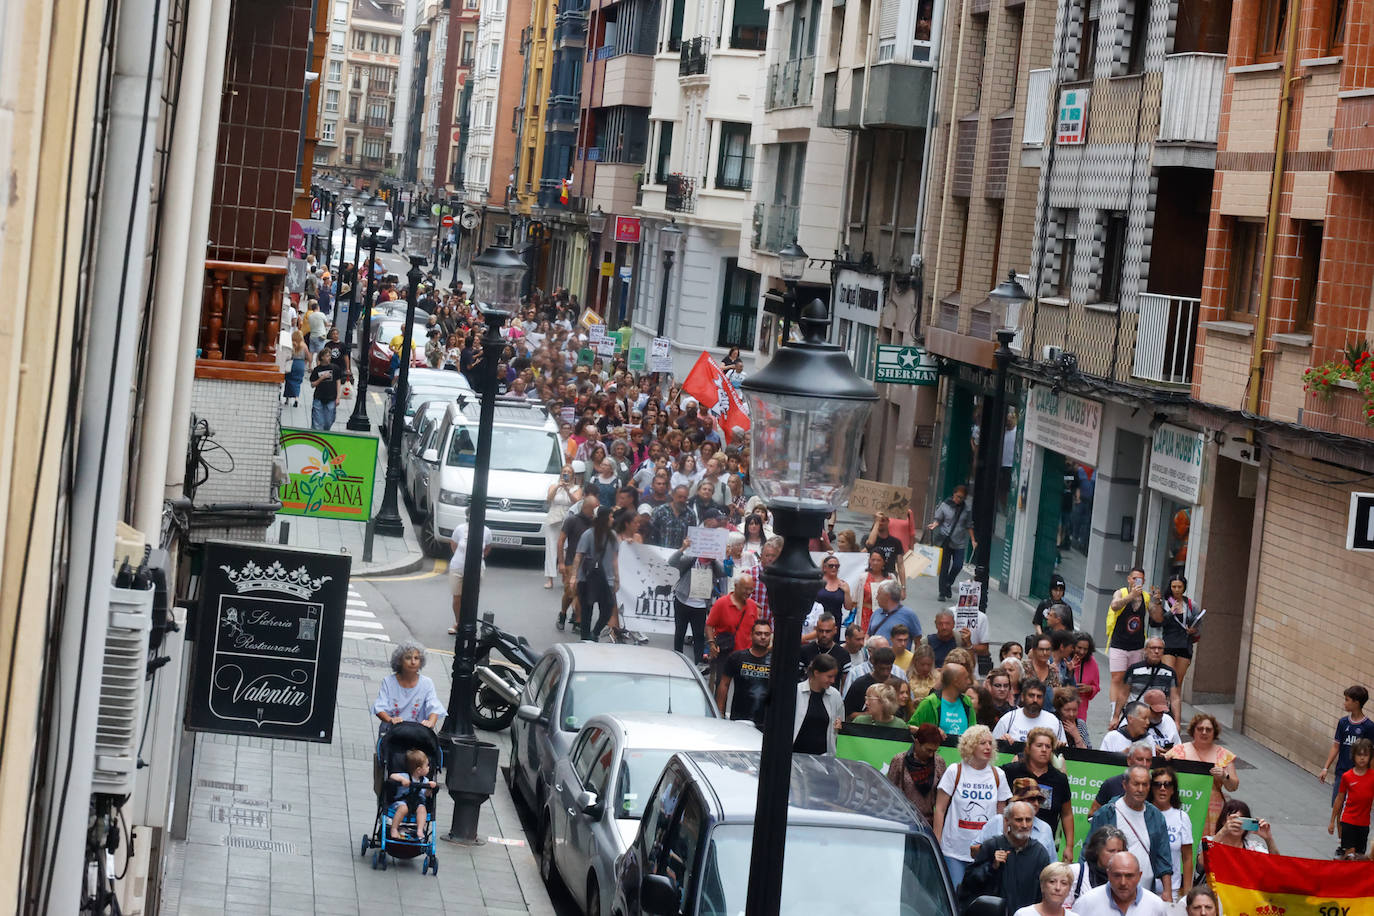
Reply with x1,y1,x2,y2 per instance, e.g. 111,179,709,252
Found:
491,534,522,546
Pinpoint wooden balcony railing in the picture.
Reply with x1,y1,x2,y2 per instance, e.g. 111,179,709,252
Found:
197,258,286,382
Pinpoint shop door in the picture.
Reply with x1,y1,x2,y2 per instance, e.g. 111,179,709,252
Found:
1029,449,1065,602
937,387,975,502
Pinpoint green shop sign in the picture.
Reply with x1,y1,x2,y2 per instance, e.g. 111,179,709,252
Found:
278,427,379,522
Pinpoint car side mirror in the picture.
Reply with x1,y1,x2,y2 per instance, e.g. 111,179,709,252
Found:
516,704,545,724
576,790,601,818
422,448,439,463
964,897,1004,916
640,874,679,915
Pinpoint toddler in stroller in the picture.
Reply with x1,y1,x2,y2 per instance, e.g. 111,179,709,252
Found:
387,749,436,840
361,720,443,874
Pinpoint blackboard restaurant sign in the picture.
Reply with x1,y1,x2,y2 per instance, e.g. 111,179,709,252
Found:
186,541,349,742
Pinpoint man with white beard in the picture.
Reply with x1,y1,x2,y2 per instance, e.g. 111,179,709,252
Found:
960,799,1053,911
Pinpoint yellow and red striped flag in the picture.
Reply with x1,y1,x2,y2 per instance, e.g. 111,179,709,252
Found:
1208,843,1374,915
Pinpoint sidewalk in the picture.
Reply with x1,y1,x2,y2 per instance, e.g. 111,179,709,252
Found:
163,637,553,916
905,565,1335,859
272,381,428,577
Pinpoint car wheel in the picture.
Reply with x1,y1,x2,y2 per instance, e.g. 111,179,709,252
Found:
538,812,557,885
419,515,447,559
587,876,601,916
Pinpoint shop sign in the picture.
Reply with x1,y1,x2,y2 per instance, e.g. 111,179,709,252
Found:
278,428,379,522
875,345,938,385
1057,88,1089,145
186,542,349,742
1025,386,1101,466
1148,423,1207,504
1347,493,1374,552
614,216,641,244
834,269,884,327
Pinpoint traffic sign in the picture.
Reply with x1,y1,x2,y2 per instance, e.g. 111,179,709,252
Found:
1347,493,1374,551
441,215,455,227
460,210,479,229
874,344,938,385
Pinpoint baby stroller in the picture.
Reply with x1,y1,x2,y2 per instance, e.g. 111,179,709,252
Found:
359,721,444,875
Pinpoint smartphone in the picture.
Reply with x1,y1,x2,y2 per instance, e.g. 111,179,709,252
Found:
1237,816,1259,832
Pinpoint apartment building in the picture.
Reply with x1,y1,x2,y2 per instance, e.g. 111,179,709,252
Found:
1183,0,1374,771
319,0,355,167
464,0,530,239
337,0,404,180
629,0,771,373
438,0,482,190
395,0,446,185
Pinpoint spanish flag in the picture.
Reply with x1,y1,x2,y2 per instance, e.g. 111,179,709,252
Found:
559,177,570,205
1208,843,1374,914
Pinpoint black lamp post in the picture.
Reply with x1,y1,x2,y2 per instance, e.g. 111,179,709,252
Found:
375,211,439,538
343,216,365,350
655,219,682,337
777,237,808,344
738,297,877,916
322,184,339,268
970,270,1025,613
333,197,350,327
585,205,606,313
440,227,526,844
346,193,391,432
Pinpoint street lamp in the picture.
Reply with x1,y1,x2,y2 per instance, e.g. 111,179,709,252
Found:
345,193,390,432
585,206,607,314
655,219,682,337
441,226,527,844
375,211,438,538
971,272,1025,614
333,198,351,327
738,297,877,916
343,216,365,350
777,237,807,344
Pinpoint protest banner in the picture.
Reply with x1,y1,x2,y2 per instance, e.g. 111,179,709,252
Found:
628,347,647,371
649,337,673,373
847,480,913,516
905,544,941,579
1208,844,1374,914
685,526,728,560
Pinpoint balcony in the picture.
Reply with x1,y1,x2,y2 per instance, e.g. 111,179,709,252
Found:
986,112,1013,199
1132,293,1200,385
546,96,580,130
951,115,977,197
818,61,932,129
1158,53,1225,164
600,53,654,108
679,37,709,77
1022,68,1051,147
665,174,696,213
766,56,815,111
752,201,799,252
197,260,287,381
554,13,587,48
728,24,767,50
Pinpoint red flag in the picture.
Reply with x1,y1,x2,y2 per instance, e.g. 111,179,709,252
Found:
681,352,751,433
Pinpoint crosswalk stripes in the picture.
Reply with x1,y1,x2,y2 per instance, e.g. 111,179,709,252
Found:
343,585,390,642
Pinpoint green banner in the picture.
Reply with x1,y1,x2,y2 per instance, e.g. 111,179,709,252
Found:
628,347,647,371
278,427,379,522
836,725,1214,860
578,347,595,366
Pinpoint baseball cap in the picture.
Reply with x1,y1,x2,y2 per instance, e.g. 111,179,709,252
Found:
1141,689,1169,713
1049,574,1066,590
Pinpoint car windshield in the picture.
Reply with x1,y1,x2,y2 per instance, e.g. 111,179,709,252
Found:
559,674,710,732
406,389,459,416
698,826,952,916
613,750,677,819
445,425,561,473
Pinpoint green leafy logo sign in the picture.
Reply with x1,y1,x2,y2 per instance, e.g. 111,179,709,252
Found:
278,428,379,522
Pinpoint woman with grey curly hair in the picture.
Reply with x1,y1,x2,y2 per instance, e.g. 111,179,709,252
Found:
372,640,447,731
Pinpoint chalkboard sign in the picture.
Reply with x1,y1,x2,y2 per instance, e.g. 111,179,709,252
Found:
186,542,350,742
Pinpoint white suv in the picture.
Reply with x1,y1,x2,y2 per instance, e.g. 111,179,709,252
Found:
422,397,564,555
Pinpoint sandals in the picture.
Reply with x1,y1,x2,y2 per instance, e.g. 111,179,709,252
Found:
447,625,457,635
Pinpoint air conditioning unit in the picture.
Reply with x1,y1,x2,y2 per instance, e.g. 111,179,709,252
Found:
1042,345,1063,363
91,583,154,796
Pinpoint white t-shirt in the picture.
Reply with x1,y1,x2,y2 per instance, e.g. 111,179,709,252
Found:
1146,714,1181,750
1099,727,1136,753
1115,798,1155,889
451,523,493,576
1071,883,1170,916
937,762,1011,863
1156,806,1189,896
992,707,1066,744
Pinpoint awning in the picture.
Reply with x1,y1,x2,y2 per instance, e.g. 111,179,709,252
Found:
296,218,329,236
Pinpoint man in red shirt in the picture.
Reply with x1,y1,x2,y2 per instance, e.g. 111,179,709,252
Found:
706,573,758,675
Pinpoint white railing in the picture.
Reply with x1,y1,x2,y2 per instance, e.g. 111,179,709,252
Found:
1133,293,1201,385
1159,53,1226,144
1023,68,1051,147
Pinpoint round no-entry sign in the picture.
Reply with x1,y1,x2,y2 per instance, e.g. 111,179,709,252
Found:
441,215,455,227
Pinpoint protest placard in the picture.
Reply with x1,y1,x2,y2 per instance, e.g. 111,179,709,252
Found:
685,525,728,560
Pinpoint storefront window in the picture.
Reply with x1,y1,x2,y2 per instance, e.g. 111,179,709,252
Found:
1155,498,1190,584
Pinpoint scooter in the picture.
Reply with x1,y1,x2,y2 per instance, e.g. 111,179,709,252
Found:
472,612,538,731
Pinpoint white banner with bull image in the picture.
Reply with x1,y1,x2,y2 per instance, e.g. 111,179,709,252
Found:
615,545,880,635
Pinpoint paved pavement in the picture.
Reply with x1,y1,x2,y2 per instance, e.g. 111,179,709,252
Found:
162,636,554,916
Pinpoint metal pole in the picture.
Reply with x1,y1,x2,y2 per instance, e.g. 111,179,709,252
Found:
343,220,364,350
781,279,798,344
743,505,825,916
443,305,510,738
374,254,426,536
346,229,380,431
450,221,464,289
656,249,674,337
972,328,1015,613
325,193,337,278
585,231,601,312
333,201,349,326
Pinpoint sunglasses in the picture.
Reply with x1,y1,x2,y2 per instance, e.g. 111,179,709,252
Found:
1152,780,1174,788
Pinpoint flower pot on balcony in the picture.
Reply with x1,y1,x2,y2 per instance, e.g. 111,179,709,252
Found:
1302,379,1374,440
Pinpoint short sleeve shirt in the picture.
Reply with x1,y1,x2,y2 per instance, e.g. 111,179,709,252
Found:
1002,761,1072,835
1339,767,1374,827
868,535,905,575
721,650,771,724
1124,662,1178,703
1336,716,1374,775
936,763,1012,862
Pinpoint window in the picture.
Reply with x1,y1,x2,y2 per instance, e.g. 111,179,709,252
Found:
913,0,935,60
1099,212,1127,303
322,119,336,141
369,101,389,124
1257,0,1288,59
353,30,367,50
328,60,342,82
371,32,382,52
655,122,674,183
489,41,501,71
1076,0,1097,80
324,89,340,113
717,258,759,349
1056,213,1076,297
1126,0,1149,73
716,123,753,190
1228,220,1264,317
363,138,385,159
1331,0,1349,48
330,31,344,51
462,32,475,64
1295,221,1322,331
348,95,360,121
332,0,347,21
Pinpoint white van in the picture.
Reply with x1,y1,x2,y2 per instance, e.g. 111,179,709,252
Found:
376,210,396,251
421,396,564,555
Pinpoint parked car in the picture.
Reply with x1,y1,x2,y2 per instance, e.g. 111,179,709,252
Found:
380,368,472,445
612,751,962,916
403,399,454,518
509,644,717,822
540,714,761,916
421,396,564,556
368,317,428,380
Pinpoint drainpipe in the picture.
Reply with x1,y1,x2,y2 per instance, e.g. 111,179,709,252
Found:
857,0,879,129
44,0,169,908
166,0,231,501
134,0,215,539
1245,1,1302,418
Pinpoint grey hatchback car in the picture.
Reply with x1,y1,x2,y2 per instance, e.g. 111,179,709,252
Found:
509,644,718,823
539,714,762,916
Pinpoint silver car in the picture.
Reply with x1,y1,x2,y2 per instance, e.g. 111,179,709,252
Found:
540,714,761,916
403,399,451,518
509,644,718,825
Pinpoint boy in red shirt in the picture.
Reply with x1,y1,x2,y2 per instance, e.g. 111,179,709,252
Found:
1330,737,1374,859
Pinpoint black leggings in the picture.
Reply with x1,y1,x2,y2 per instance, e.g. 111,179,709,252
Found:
673,598,707,661
578,576,616,640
